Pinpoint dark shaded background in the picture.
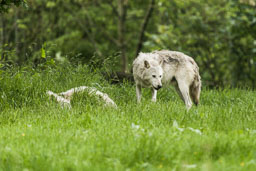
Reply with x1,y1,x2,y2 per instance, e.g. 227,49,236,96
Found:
1,0,256,88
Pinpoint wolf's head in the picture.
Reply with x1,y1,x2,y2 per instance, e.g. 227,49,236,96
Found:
143,60,163,90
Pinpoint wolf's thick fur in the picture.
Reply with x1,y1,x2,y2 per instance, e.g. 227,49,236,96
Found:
133,50,201,109
47,86,117,108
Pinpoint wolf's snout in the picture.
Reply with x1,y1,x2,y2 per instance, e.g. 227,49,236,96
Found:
154,85,162,90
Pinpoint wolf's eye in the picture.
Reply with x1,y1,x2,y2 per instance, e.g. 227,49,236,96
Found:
152,75,156,78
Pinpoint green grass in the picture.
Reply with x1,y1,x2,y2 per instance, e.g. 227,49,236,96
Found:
1,64,256,170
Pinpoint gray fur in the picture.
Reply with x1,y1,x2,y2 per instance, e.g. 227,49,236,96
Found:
133,50,201,110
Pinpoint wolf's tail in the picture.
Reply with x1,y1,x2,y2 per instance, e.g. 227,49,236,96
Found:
190,73,201,106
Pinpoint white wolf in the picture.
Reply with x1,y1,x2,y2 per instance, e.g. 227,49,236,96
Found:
132,50,201,109
47,86,117,109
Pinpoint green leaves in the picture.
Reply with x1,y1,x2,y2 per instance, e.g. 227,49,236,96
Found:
1,0,256,87
41,45,46,59
144,0,256,87
46,1,56,8
0,0,28,13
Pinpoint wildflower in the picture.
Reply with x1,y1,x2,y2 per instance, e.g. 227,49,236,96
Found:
131,123,140,130
188,127,202,135
183,164,197,169
173,120,184,132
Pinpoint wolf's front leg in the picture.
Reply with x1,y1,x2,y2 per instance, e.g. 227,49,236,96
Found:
151,88,157,102
136,84,142,103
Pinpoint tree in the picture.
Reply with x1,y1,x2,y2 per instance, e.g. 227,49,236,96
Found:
1,0,256,87
135,0,155,58
0,0,27,13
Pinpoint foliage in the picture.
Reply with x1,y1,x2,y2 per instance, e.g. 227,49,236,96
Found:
145,0,256,87
1,0,256,87
0,64,256,170
0,0,27,13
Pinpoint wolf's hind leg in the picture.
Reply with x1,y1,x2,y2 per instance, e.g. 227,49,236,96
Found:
189,79,201,106
151,88,157,102
136,84,142,103
176,80,193,110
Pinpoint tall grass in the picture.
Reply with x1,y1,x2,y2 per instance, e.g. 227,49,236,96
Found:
0,63,256,170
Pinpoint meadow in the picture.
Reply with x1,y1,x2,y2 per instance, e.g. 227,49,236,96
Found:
0,64,256,171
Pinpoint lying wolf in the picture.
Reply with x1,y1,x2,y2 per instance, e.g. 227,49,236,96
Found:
47,86,117,109
132,50,201,109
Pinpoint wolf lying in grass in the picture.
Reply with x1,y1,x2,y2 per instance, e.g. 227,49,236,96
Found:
133,50,201,109
47,86,117,108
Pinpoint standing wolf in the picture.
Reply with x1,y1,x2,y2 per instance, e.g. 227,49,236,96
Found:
132,50,201,109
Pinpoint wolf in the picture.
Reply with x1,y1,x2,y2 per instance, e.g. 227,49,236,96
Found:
132,50,201,109
47,86,117,109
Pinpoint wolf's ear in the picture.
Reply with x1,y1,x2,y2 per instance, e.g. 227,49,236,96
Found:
144,60,150,69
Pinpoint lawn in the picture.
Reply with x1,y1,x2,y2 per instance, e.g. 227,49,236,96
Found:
0,64,256,170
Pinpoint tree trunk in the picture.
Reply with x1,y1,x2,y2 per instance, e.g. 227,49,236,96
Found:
1,14,5,61
15,9,20,64
117,0,127,73
135,0,155,58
